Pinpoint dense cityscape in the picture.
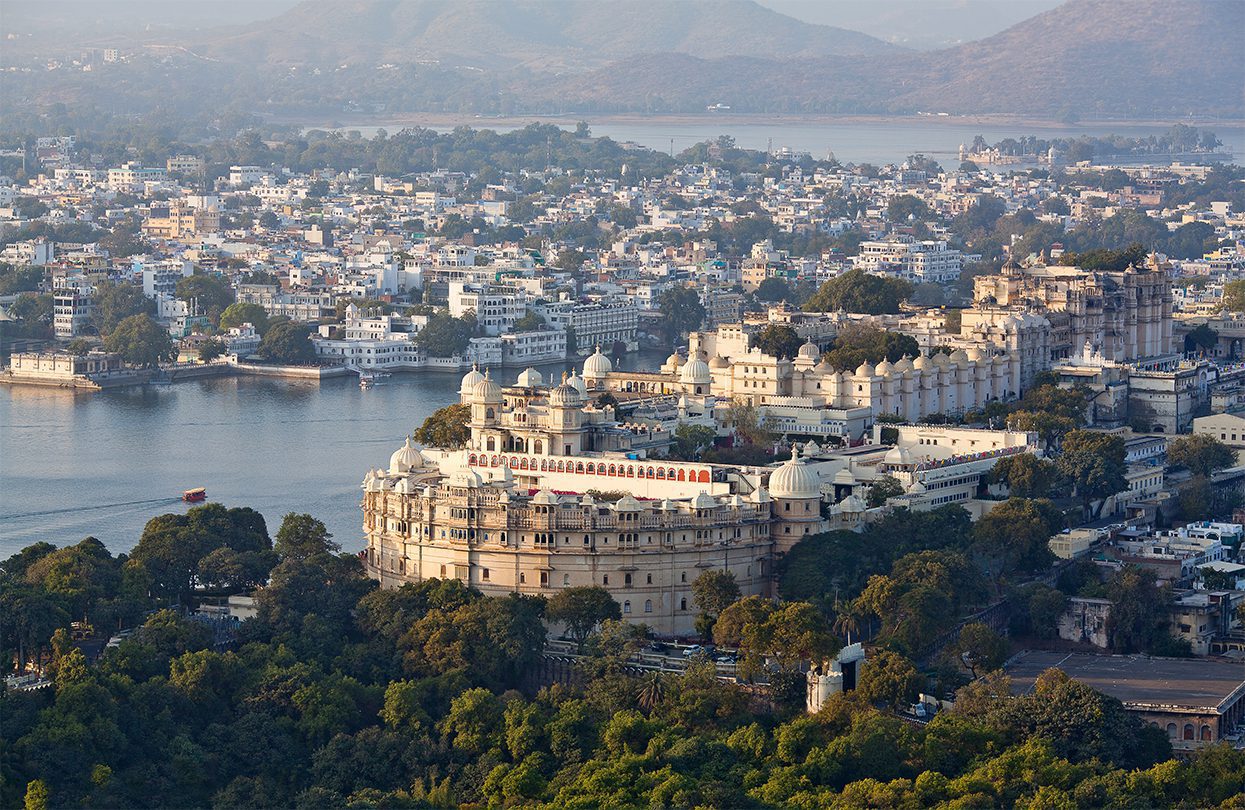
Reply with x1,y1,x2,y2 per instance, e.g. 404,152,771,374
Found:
3,1,1245,808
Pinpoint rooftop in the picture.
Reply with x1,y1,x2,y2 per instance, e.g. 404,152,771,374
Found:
1006,650,1245,712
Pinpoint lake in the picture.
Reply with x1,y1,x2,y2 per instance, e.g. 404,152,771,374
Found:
0,354,665,559
305,115,1245,166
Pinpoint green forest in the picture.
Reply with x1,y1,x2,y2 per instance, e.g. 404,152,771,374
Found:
3,503,1245,809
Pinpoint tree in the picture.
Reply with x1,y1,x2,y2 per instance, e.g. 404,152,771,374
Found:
953,623,1008,677
1057,430,1127,519
866,475,905,508
274,513,339,560
92,281,154,335
972,497,1060,577
24,779,50,810
65,338,92,356
413,404,470,449
988,453,1058,498
754,276,792,303
670,423,716,461
218,302,269,334
258,321,316,364
821,323,920,371
198,338,226,362
545,586,620,650
1105,566,1176,655
692,570,740,621
1167,434,1235,477
103,314,174,367
1223,279,1245,313
750,324,803,359
858,649,922,709
657,286,705,343
887,194,930,222
511,310,545,332
803,269,912,315
175,273,234,324
1184,323,1218,355
414,312,475,358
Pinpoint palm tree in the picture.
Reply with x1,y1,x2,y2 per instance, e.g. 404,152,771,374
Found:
637,672,665,713
832,598,861,646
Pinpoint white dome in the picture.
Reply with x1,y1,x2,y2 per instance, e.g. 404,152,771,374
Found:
389,436,426,474
532,489,560,506
912,355,931,371
459,363,484,395
665,352,683,370
471,370,502,403
614,494,643,511
448,469,484,489
768,446,821,500
583,346,613,378
693,491,719,510
679,356,711,385
709,354,730,369
883,446,914,467
567,371,587,396
516,367,543,388
839,494,868,513
797,340,819,360
854,360,875,377
549,372,584,408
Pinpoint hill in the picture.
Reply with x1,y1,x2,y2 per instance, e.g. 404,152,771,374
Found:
195,0,897,71
528,0,1245,117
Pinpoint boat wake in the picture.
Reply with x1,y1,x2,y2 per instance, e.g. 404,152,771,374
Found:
0,497,181,522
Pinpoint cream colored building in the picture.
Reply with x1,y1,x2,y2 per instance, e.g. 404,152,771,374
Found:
362,358,858,635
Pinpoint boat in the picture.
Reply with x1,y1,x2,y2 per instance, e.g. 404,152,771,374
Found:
182,487,207,502
358,369,390,389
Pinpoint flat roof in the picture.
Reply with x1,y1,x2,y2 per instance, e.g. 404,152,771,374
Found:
1006,651,1245,712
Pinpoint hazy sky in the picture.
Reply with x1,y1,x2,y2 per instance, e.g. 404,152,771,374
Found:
1,0,1065,48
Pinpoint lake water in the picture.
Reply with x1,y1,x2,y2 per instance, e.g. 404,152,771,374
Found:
0,354,664,560
312,116,1245,166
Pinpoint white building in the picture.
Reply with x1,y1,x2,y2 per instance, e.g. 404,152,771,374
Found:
855,237,962,283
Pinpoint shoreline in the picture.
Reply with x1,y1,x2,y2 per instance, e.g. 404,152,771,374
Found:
281,111,1245,134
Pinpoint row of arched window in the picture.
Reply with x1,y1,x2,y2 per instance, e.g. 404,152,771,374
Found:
1167,722,1214,741
467,453,711,483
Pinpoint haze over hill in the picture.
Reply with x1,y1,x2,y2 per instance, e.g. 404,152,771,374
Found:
195,0,897,71
0,0,1241,123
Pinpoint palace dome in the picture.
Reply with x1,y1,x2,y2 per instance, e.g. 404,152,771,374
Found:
583,346,613,378
516,367,543,388
797,340,820,360
854,360,875,377
768,446,821,500
471,370,502,403
883,445,914,467
566,371,587,396
459,363,484,396
679,356,712,385
709,354,730,369
549,373,584,408
389,436,426,474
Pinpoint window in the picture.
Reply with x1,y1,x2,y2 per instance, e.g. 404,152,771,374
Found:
481,568,490,582
563,573,570,585
646,573,652,585
624,573,632,586
623,600,631,614
680,572,687,583
1201,725,1213,741
1184,724,1195,741
680,598,687,611
519,573,526,584
440,564,447,577
603,575,609,586
644,600,653,613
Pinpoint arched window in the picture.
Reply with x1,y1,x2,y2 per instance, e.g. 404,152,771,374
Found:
520,458,529,469
469,454,477,464
1167,723,1177,738
486,408,495,420
668,468,676,480
656,468,665,479
677,470,686,481
576,462,585,474
487,438,496,451
698,471,710,483
529,457,537,469
608,465,617,476
1202,725,1213,741
623,600,631,614
563,573,570,585
540,460,547,471
647,466,655,478
627,466,635,477
534,441,543,454
558,460,566,472
644,600,653,613
440,564,446,577
1184,724,1195,740
587,463,596,474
